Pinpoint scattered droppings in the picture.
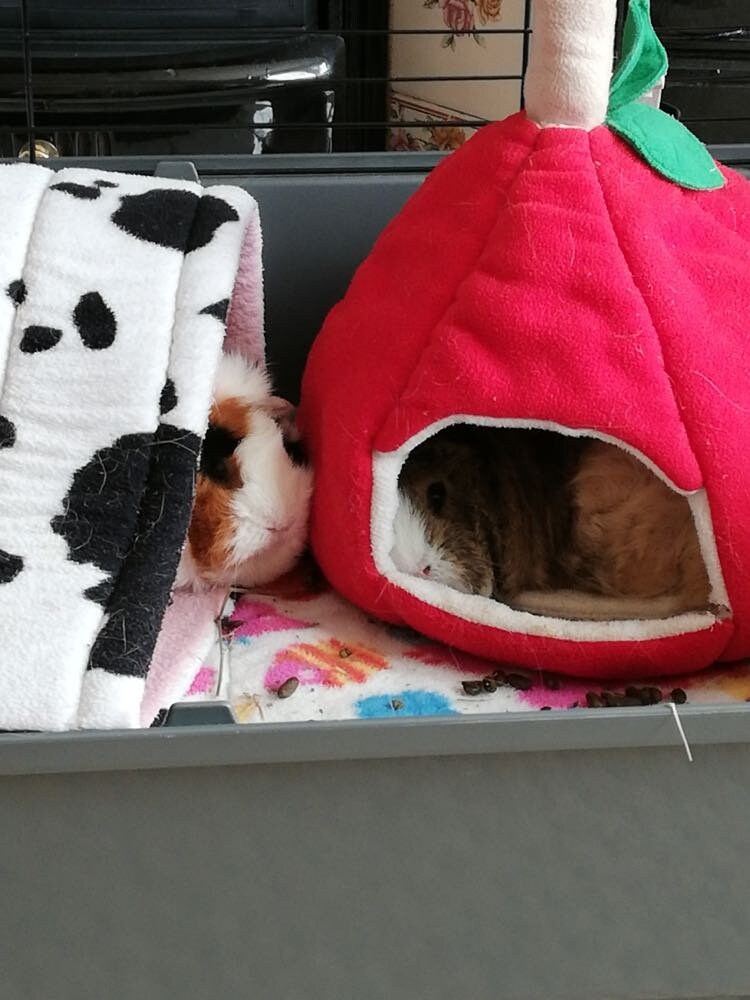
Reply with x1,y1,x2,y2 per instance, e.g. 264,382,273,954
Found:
671,687,687,705
584,687,665,710
540,706,552,711
506,672,533,691
623,685,663,706
277,677,299,699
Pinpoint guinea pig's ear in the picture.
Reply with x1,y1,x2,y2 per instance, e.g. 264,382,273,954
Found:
260,396,299,441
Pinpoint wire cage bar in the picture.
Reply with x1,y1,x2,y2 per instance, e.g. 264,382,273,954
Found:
3,0,543,161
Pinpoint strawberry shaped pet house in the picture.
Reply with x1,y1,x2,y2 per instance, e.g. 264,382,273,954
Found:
300,0,750,680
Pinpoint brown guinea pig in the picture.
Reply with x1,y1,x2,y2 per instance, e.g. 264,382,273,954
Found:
391,433,496,597
390,425,714,621
391,426,583,602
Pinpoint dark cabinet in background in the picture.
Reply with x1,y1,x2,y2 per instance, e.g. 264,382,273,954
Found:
0,0,747,158
0,0,344,157
654,0,750,144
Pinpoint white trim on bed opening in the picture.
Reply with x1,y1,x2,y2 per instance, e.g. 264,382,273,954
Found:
370,416,729,644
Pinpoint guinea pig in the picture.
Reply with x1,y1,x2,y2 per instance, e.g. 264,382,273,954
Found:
390,432,495,598
389,425,714,622
390,425,593,603
176,352,313,591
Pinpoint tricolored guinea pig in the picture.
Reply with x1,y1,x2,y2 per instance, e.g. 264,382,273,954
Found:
176,353,313,591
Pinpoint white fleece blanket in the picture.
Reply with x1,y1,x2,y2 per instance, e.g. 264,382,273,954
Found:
0,163,256,731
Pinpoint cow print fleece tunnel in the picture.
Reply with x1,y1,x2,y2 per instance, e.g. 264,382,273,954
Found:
0,163,258,730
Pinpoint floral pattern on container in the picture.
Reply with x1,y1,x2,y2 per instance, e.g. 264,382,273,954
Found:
424,0,505,48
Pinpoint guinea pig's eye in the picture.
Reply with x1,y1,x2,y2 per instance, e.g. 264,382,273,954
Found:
200,424,240,484
426,481,446,515
282,436,307,466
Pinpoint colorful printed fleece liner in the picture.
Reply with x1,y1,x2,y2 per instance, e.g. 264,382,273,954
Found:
184,559,750,725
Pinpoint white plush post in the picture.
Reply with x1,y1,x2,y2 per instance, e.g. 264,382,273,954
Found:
524,0,618,130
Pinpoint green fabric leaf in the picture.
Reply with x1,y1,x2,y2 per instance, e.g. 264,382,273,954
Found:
609,0,668,112
607,101,725,191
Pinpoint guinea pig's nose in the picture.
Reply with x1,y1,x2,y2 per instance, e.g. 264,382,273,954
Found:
421,565,431,577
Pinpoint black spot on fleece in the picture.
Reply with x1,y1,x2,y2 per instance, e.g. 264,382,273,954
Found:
85,424,201,679
0,550,23,584
51,432,153,606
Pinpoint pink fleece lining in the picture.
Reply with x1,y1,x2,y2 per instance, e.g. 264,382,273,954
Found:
142,209,266,724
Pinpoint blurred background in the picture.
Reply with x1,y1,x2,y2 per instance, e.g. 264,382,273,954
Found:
0,0,747,161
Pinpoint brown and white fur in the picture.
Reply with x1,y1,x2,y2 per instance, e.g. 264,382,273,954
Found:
176,353,313,591
391,426,712,621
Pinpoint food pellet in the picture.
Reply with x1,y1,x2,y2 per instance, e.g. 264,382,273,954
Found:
482,677,497,693
507,673,533,691
462,680,483,696
276,677,299,699
671,687,687,705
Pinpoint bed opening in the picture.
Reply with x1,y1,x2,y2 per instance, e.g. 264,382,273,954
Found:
371,419,729,644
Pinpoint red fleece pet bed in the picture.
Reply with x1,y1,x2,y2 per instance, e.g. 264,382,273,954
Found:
300,0,750,680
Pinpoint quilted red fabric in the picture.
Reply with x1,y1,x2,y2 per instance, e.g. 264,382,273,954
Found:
299,112,750,678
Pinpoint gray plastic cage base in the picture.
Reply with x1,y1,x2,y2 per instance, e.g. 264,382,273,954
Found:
3,732,750,1000
1,150,750,1000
